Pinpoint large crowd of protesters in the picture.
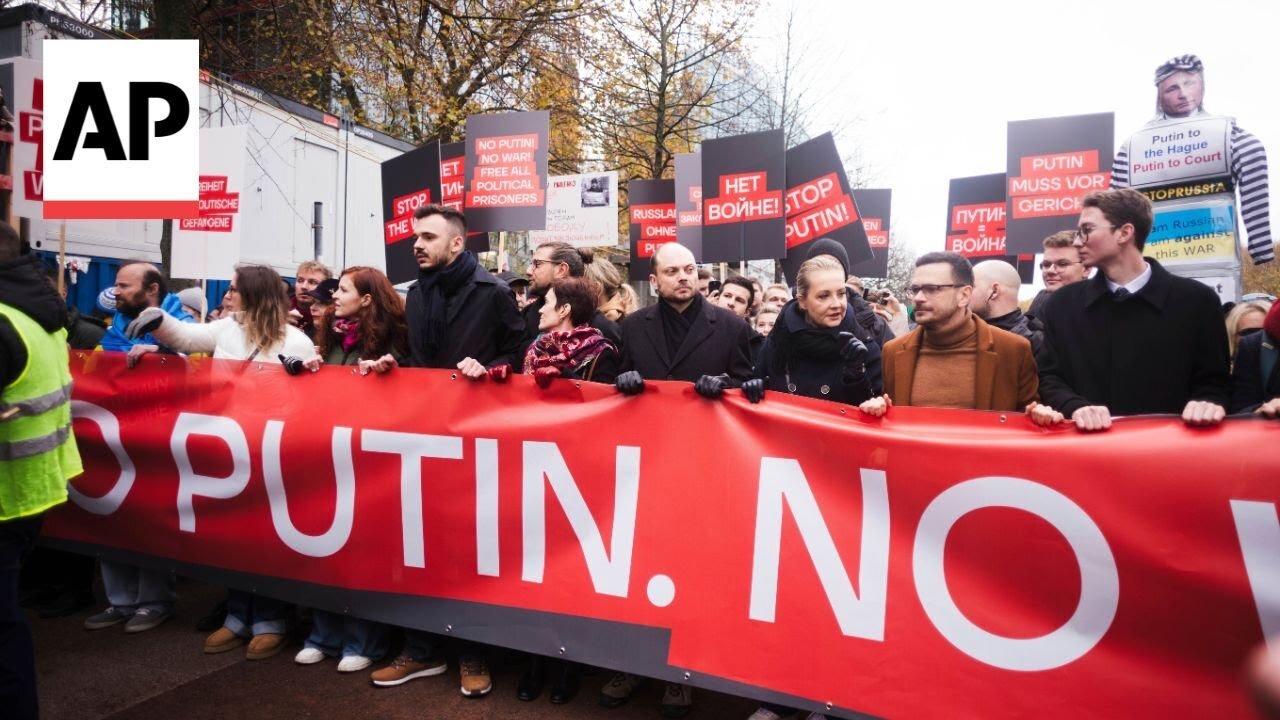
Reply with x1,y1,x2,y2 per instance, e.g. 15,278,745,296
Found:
2,185,1279,720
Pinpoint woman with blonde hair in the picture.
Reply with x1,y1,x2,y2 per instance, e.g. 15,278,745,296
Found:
1226,298,1273,364
581,248,637,322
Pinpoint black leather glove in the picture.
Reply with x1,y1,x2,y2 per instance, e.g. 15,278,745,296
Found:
695,374,730,400
615,370,645,396
124,306,165,340
837,331,868,367
741,378,766,404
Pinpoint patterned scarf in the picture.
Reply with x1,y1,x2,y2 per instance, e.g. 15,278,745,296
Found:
523,324,615,374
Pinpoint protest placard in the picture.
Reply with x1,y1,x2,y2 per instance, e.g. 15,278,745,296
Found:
171,126,247,281
379,142,441,285
529,171,618,248
781,133,870,284
848,189,892,279
464,110,549,232
674,152,703,261
701,129,785,263
628,179,676,281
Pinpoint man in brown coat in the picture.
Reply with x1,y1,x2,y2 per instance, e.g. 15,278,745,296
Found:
860,252,1051,419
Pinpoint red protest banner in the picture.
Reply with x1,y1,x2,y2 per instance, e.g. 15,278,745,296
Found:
48,352,1279,720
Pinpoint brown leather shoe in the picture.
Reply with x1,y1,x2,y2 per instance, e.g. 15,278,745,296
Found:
204,627,245,654
246,633,286,660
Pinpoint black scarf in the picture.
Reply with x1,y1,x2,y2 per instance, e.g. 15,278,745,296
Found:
658,294,703,358
768,299,860,369
413,250,478,363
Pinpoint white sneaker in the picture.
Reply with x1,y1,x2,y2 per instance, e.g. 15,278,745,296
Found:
337,654,373,673
294,647,325,665
748,709,785,720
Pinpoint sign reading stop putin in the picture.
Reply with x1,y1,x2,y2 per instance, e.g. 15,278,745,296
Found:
1005,112,1114,255
781,133,872,284
42,40,200,220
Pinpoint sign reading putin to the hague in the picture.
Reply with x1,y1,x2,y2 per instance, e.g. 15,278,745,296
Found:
42,40,200,220
464,110,549,232
1005,112,1114,255
782,133,871,284
700,129,786,263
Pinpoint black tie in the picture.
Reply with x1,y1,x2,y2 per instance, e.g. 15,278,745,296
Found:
1113,287,1131,301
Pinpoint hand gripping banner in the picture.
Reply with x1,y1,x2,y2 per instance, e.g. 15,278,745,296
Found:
46,351,1280,719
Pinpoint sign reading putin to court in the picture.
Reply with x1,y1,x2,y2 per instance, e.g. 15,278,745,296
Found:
42,40,200,220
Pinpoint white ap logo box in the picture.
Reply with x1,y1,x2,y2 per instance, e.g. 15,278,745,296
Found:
42,40,199,220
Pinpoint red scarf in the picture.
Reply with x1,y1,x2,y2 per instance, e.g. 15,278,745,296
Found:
523,324,614,374
332,318,361,353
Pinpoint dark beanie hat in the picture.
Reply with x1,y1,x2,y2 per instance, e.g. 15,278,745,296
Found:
1265,300,1280,343
804,238,849,275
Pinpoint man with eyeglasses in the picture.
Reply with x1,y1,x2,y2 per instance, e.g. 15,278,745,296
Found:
1028,230,1089,320
519,240,620,356
1036,189,1231,431
860,252,1039,417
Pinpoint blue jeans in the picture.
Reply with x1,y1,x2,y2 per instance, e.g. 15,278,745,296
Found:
223,589,292,638
0,515,42,720
305,611,388,659
100,560,175,613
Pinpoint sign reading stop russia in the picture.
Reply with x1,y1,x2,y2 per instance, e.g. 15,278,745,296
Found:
42,40,200,220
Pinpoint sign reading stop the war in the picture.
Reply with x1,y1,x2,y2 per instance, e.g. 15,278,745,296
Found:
701,129,785,263
440,141,490,254
674,153,703,261
781,133,870,284
464,110,549,232
380,142,442,285
849,189,892,279
628,179,676,281
1005,112,1113,254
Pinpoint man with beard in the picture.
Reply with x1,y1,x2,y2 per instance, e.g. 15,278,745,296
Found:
368,204,522,698
85,261,192,634
519,241,620,356
861,252,1039,416
605,241,759,717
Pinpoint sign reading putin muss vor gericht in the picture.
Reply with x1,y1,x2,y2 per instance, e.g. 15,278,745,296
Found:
42,40,200,220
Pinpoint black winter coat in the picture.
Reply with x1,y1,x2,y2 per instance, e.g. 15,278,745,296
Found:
618,298,753,382
404,265,525,369
754,300,877,405
1230,330,1279,413
1036,259,1231,417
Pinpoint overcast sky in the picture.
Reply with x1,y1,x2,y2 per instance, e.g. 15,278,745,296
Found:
750,0,1278,262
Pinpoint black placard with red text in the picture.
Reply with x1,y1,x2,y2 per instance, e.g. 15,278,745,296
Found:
701,129,786,263
380,142,442,285
464,111,550,232
442,141,490,254
946,174,1033,282
781,133,871,284
1005,113,1113,255
628,179,676,281
674,153,703,261
848,189,892,279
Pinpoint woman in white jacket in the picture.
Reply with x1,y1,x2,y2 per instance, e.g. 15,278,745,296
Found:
126,264,316,660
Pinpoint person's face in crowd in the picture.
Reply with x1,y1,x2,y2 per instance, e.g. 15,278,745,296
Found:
798,269,848,329
513,284,529,309
910,262,971,329
763,288,790,310
751,281,763,312
650,245,698,304
412,213,463,271
717,283,752,319
1239,309,1266,337
969,275,995,318
113,264,157,317
333,273,371,319
537,288,570,332
527,246,566,295
755,311,777,337
697,276,710,296
295,269,327,307
1041,246,1088,290
1073,207,1126,268
222,285,240,313
309,300,330,324
1159,70,1204,118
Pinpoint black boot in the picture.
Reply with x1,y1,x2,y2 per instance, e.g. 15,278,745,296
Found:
550,660,580,704
517,656,546,701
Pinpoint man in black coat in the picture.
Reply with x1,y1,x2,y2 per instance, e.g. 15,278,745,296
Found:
1037,189,1231,431
518,241,620,356
401,205,524,375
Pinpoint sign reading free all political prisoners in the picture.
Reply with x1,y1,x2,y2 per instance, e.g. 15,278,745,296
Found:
48,352,1280,720
464,110,550,232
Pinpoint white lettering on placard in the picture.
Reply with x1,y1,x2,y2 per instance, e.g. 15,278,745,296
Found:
361,430,464,569
171,412,251,533
476,438,500,577
68,401,136,515
261,421,355,558
913,477,1119,671
1231,500,1280,647
749,459,890,641
521,442,640,598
